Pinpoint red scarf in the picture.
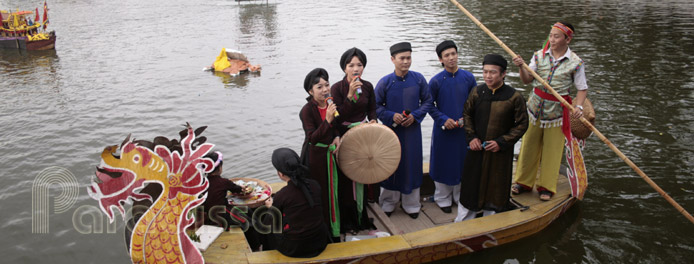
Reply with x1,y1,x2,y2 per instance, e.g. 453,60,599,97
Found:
534,87,572,138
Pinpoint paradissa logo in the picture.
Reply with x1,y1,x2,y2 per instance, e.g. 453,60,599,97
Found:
200,205,283,234
31,166,282,236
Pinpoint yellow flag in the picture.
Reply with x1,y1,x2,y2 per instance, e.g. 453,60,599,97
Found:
213,48,231,72
13,11,19,28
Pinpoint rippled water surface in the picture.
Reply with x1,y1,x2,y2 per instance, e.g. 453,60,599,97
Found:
1,0,693,263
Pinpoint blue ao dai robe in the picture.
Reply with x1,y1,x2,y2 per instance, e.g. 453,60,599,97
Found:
375,71,433,194
428,69,477,185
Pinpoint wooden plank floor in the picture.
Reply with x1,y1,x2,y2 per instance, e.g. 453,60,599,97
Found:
422,199,458,225
205,162,573,263
266,164,570,235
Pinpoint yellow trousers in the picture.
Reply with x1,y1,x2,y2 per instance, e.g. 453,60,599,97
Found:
514,121,564,194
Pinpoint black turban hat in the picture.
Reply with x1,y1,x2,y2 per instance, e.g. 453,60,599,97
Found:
390,42,412,56
482,54,508,72
271,148,315,207
340,47,367,71
436,40,457,58
303,68,329,93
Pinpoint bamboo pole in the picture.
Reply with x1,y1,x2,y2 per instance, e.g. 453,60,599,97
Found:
447,0,694,224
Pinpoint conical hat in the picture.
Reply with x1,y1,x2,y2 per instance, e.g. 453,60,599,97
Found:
338,123,401,184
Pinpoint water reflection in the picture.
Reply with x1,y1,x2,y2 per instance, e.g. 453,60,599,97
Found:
211,70,261,88
0,49,59,74
237,2,278,47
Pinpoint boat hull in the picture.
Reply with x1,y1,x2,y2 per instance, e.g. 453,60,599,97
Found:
0,33,56,50
204,175,579,264
26,35,56,50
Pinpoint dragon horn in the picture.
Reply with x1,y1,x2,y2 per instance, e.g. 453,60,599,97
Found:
194,126,207,137
120,134,132,149
153,136,171,149
133,139,154,150
178,125,189,140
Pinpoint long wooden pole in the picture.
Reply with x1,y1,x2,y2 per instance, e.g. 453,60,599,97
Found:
448,0,694,224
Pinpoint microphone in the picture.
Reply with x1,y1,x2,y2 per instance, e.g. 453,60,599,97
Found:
392,109,411,128
353,73,362,95
467,141,488,150
325,95,340,117
441,117,465,130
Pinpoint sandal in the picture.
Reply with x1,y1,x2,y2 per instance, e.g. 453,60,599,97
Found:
539,190,553,201
511,183,529,195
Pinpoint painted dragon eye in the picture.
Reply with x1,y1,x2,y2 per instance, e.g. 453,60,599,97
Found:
133,154,140,163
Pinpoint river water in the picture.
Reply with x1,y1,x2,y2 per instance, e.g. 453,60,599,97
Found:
1,0,693,263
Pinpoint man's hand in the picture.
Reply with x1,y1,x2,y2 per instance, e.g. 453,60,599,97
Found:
469,138,483,151
393,113,404,125
401,114,415,127
484,140,500,152
571,107,583,119
512,56,525,67
443,118,457,130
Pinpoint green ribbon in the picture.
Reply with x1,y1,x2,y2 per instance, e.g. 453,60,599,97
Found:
314,142,340,237
350,92,360,103
347,122,361,129
355,182,364,225
344,122,364,226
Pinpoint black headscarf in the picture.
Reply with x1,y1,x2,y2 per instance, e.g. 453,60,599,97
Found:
271,148,315,207
436,40,457,58
303,68,329,93
483,54,508,72
390,42,412,56
339,47,367,71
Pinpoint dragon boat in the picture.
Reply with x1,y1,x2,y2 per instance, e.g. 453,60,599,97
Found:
204,164,578,264
89,125,584,264
0,6,56,50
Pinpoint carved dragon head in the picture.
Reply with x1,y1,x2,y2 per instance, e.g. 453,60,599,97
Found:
88,125,215,222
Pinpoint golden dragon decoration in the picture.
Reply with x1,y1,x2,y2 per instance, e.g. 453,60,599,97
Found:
89,124,214,263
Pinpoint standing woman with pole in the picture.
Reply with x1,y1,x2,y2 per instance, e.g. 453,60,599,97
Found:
511,22,587,201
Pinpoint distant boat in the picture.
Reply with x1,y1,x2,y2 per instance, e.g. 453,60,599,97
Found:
0,8,56,50
203,162,580,263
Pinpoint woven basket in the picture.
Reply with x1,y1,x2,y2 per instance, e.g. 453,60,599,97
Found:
570,98,595,139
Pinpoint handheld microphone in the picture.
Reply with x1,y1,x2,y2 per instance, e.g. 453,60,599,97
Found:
467,141,488,150
392,109,411,128
325,96,340,117
353,73,362,95
441,117,465,130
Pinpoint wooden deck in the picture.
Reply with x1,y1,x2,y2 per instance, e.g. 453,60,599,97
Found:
204,164,574,264
365,174,569,236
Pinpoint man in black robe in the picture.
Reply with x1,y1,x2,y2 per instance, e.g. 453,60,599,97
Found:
455,54,529,222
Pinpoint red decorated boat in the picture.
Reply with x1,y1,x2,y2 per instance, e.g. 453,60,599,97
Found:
0,3,56,50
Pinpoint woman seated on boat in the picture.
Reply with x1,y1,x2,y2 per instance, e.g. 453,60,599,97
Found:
264,147,329,258
201,151,263,250
201,151,244,228
209,48,261,75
